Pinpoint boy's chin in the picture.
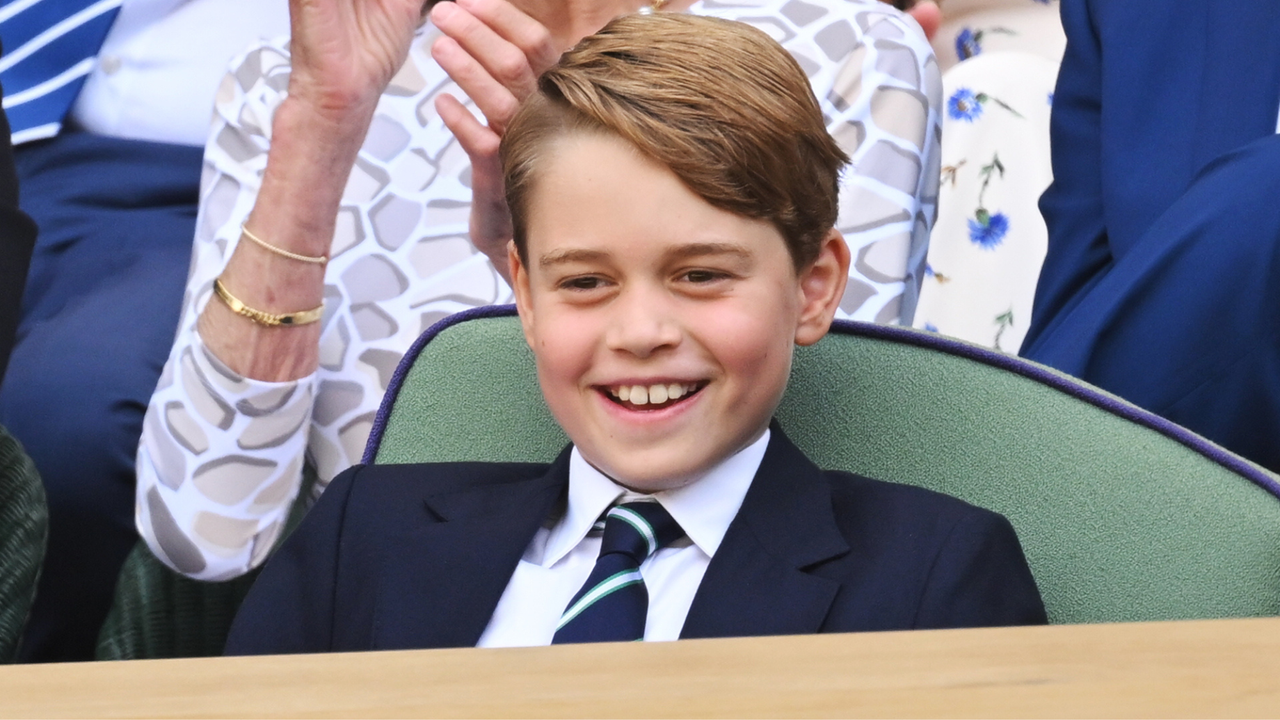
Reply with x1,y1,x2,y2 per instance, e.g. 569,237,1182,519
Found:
580,451,711,494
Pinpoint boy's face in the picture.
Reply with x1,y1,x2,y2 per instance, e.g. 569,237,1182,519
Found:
511,133,848,492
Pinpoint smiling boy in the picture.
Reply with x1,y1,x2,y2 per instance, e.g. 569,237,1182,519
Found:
226,13,1045,654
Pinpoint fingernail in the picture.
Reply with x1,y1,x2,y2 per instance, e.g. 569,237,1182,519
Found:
432,1,455,19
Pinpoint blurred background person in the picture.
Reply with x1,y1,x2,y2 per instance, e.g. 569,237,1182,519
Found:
0,43,36,391
908,0,1063,350
1020,0,1280,475
0,0,288,661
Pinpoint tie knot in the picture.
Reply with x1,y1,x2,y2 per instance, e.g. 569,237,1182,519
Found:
599,501,683,563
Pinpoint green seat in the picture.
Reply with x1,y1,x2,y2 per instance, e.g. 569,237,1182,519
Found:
0,425,48,663
366,306,1280,624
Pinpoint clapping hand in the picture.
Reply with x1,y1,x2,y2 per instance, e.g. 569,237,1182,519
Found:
430,0,561,281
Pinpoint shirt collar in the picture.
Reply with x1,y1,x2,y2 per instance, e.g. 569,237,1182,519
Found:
542,429,771,567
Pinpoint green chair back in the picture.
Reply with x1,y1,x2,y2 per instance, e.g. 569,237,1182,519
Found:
367,307,1280,624
0,425,47,663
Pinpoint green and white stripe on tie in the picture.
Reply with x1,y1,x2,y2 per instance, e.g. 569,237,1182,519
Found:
555,568,644,631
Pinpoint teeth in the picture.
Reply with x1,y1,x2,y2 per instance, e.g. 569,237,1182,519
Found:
611,382,698,406
649,384,668,404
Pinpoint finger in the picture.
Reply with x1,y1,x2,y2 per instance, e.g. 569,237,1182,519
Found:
907,0,941,41
435,93,503,162
431,1,540,99
432,36,524,132
454,0,560,72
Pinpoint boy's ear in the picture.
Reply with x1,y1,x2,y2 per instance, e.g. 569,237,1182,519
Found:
509,241,538,346
794,229,850,347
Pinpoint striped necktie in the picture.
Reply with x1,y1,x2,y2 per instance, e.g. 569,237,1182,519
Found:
0,0,123,145
552,501,684,644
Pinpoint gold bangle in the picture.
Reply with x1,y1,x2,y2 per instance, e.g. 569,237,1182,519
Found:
213,278,324,327
240,223,328,266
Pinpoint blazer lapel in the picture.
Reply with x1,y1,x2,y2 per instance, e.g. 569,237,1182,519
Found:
370,449,571,650
681,425,849,639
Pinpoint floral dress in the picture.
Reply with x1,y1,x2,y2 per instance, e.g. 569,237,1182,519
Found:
911,0,1063,351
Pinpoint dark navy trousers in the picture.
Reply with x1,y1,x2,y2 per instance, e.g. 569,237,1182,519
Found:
0,131,201,662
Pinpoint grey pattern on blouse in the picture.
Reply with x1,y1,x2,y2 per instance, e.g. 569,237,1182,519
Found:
137,0,942,580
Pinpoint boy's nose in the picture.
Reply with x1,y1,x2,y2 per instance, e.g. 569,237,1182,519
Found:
604,288,682,358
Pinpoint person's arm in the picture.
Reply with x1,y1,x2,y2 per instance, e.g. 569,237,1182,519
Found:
912,509,1048,628
1020,0,1110,353
0,68,37,390
811,4,942,323
135,39,321,580
136,0,424,580
201,0,424,382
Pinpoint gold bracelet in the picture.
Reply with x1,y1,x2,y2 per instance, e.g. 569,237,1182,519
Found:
213,278,324,327
240,223,328,266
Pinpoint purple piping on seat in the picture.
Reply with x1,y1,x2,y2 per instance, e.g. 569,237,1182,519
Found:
362,308,1280,501
830,320,1280,501
362,304,521,464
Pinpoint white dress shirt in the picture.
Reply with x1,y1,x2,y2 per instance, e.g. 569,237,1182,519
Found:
70,0,289,145
476,429,771,647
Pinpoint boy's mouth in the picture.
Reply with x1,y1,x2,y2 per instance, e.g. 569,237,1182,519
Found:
602,381,706,411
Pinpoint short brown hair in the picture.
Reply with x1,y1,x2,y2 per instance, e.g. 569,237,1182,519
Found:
501,13,848,269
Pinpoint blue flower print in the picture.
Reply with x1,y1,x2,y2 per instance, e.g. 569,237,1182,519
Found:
948,88,983,122
955,28,981,60
924,323,939,333
968,210,1010,249
1047,92,1054,106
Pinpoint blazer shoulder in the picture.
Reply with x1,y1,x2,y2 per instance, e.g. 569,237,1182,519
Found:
821,469,1003,530
333,459,553,530
345,460,553,495
816,470,1046,628
816,469,1028,580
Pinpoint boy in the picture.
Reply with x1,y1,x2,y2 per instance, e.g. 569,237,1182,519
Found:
225,13,1045,654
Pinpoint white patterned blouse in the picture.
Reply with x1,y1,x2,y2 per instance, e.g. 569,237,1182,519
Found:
137,0,942,580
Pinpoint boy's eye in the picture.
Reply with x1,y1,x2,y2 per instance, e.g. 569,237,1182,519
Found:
679,269,729,283
560,275,606,291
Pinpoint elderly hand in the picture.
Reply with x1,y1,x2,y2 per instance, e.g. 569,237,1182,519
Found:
287,0,426,124
430,0,561,281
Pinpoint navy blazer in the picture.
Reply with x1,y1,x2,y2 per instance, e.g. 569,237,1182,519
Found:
1026,0,1280,346
225,427,1046,655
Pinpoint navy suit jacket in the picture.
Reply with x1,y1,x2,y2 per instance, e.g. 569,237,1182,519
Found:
1026,0,1280,346
225,427,1046,655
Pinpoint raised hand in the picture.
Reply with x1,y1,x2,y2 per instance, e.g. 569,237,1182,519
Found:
429,0,561,280
287,0,428,122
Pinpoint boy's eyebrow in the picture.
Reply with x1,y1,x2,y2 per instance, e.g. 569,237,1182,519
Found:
537,242,753,269
665,242,753,261
538,248,611,269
